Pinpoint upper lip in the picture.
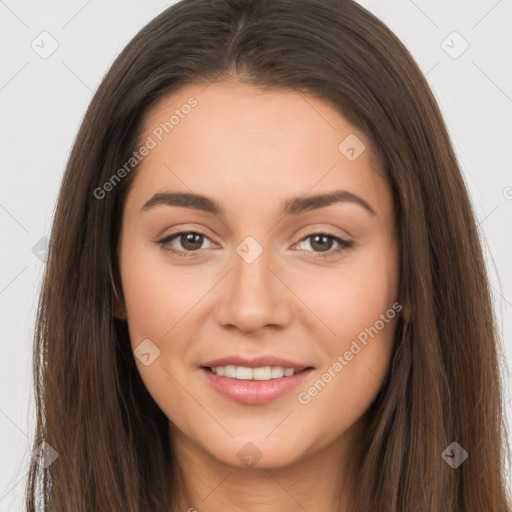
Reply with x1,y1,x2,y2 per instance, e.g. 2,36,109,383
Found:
200,355,312,372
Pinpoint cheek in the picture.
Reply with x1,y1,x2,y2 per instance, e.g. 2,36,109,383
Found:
295,278,398,439
297,241,399,396
119,240,199,414
120,239,204,345
297,253,398,350
316,274,397,387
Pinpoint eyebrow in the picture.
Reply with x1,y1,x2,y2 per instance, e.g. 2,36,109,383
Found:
142,189,376,217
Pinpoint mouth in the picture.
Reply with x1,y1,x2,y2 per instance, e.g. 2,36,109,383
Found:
201,365,312,380
199,365,314,405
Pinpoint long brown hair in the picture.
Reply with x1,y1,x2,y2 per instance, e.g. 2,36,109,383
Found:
25,0,511,510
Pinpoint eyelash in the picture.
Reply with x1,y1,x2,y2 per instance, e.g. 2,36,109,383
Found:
156,230,353,259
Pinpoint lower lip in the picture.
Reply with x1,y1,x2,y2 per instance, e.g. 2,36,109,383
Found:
200,367,314,405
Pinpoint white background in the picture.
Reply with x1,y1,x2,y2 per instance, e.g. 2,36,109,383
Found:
0,0,511,510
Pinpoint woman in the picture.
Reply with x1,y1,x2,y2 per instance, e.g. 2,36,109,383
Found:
25,0,512,510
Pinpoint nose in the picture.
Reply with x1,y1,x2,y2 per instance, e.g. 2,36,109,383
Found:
214,245,294,334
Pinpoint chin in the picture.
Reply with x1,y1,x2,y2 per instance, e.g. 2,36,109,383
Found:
205,435,310,470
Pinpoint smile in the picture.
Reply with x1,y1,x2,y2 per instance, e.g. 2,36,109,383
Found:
208,365,299,380
200,366,314,405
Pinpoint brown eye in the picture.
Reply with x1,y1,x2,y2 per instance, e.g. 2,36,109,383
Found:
157,231,214,257
296,232,353,258
309,234,335,252
179,233,204,251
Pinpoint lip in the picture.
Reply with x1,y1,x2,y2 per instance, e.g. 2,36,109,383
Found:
200,366,314,405
200,355,310,371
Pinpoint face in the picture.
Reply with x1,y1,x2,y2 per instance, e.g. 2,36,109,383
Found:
117,81,401,469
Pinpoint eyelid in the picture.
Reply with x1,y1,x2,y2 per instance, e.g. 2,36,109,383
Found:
295,224,352,242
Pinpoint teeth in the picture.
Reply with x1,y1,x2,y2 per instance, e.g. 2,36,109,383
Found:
210,365,298,380
236,366,253,380
254,367,272,380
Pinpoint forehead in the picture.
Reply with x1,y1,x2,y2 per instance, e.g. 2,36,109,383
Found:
126,81,390,219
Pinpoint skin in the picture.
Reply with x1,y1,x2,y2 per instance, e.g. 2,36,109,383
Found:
116,80,401,511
